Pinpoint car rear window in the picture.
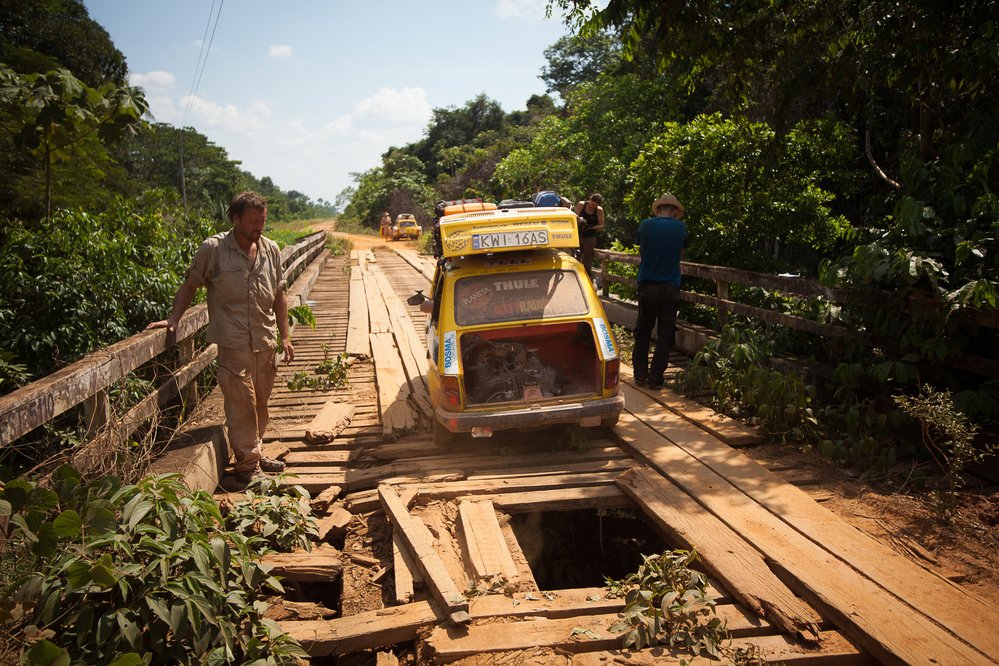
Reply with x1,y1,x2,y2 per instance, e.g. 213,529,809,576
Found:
453,270,589,326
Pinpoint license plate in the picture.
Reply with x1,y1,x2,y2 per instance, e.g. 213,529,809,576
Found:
472,230,548,250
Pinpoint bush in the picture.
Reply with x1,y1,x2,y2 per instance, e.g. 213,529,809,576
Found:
0,469,310,664
0,198,220,385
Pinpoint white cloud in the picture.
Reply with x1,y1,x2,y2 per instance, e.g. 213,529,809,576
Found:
181,96,270,133
129,70,176,96
352,87,432,125
494,0,547,20
268,44,293,59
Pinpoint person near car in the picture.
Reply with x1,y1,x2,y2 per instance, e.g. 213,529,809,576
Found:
147,190,293,487
633,193,688,390
575,193,605,278
379,211,392,241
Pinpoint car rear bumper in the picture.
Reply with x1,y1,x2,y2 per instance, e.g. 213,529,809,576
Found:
435,394,625,433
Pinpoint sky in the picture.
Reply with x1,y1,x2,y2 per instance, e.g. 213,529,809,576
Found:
83,0,578,206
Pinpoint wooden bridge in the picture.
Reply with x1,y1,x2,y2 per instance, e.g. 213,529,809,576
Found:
1,232,997,664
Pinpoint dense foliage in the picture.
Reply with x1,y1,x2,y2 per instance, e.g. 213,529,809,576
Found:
0,198,220,379
0,469,311,664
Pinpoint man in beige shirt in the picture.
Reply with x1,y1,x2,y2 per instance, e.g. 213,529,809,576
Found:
148,191,294,487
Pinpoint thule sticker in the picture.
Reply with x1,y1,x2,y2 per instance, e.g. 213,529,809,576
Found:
594,318,617,359
442,331,459,374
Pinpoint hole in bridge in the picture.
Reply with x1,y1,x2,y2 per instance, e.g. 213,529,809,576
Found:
509,507,670,590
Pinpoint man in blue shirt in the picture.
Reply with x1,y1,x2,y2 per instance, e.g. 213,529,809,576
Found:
634,194,689,389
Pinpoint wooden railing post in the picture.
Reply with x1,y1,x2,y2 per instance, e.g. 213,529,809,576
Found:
177,336,199,412
83,390,110,439
716,280,729,327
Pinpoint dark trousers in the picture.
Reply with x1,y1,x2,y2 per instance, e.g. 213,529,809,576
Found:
632,282,680,384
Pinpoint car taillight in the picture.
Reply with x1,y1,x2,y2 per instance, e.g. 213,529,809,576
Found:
442,375,461,407
604,358,620,389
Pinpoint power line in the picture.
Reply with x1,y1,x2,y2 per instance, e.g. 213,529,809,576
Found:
180,0,224,216
182,0,223,129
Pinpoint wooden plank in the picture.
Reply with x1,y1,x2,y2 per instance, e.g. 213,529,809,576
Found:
458,500,519,585
622,383,999,663
415,505,469,595
399,470,622,506
614,406,989,666
571,631,869,665
370,332,415,437
260,543,343,582
423,605,770,661
304,401,356,444
393,531,420,604
369,257,431,416
362,262,392,335
490,485,633,513
309,485,342,514
619,365,762,447
346,256,370,358
498,519,539,592
282,587,710,658
284,600,440,657
617,466,821,642
378,485,470,624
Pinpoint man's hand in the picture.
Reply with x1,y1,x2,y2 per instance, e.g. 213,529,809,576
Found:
282,339,295,364
146,318,178,345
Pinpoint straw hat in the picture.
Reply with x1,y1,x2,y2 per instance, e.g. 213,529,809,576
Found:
651,194,684,218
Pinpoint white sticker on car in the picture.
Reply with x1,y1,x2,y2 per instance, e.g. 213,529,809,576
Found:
442,330,459,375
594,317,617,359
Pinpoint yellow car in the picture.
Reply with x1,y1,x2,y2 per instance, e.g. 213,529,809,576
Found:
414,204,624,446
392,214,421,241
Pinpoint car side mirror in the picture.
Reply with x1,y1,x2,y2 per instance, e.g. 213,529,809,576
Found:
407,290,427,306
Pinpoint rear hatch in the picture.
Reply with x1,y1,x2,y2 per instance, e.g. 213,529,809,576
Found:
446,263,616,408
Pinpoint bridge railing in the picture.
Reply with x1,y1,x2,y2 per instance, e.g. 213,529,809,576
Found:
593,248,999,378
0,231,328,451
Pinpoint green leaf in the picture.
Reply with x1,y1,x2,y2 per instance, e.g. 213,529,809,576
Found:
107,655,144,666
65,560,92,591
24,639,70,666
0,499,12,518
31,522,58,558
51,509,81,538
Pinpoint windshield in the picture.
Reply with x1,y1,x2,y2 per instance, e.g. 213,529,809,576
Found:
453,270,589,326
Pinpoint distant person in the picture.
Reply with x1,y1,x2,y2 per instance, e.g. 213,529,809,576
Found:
147,191,293,488
379,211,392,241
574,193,605,278
633,194,688,390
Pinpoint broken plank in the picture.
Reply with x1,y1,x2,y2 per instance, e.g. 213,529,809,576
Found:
261,543,343,582
305,401,356,444
310,485,342,514
378,484,470,623
617,466,821,642
458,500,519,585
